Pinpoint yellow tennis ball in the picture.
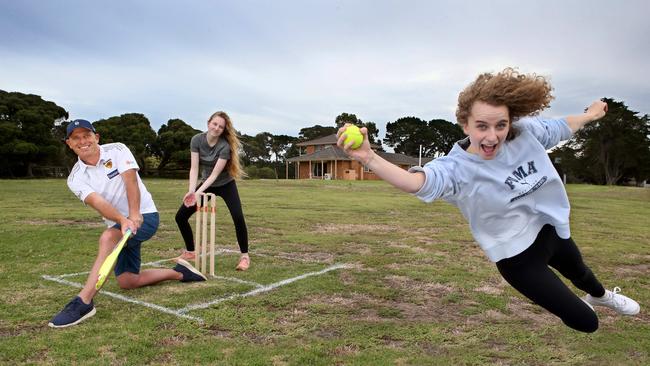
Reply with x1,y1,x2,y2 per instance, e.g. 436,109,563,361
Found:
344,125,363,149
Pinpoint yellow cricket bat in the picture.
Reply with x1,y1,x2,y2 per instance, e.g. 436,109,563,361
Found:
95,229,132,290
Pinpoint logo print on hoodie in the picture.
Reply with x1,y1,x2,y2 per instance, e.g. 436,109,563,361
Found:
504,160,547,202
504,161,538,189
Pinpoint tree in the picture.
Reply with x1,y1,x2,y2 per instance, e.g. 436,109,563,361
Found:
152,119,201,170
271,135,298,179
93,113,157,174
384,117,430,156
384,116,463,157
268,134,297,179
335,113,361,128
429,119,465,155
335,112,380,146
361,121,381,147
554,98,650,185
298,125,337,141
0,90,69,177
240,133,271,166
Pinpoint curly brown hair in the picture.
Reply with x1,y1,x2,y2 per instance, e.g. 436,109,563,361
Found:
208,111,246,180
455,68,554,139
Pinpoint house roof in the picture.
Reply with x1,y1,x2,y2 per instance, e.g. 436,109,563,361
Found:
296,133,381,149
287,145,422,166
295,134,338,146
376,151,419,166
289,133,435,166
287,145,350,162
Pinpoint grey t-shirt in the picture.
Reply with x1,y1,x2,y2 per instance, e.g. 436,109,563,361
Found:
190,132,233,187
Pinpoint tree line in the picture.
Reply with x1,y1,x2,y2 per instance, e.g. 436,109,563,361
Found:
1,90,648,184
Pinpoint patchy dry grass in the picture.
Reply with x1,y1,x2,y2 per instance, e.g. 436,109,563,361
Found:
0,179,648,365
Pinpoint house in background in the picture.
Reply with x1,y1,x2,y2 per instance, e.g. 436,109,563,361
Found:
285,134,433,180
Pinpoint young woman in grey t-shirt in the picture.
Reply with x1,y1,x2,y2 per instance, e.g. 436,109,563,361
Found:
175,111,250,271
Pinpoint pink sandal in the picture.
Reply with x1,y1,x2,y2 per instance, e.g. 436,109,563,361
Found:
179,250,196,261
236,256,250,271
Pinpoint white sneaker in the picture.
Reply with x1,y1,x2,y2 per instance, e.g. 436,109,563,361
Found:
584,287,640,315
581,297,595,312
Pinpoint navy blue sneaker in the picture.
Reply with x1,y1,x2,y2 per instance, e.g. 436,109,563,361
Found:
48,296,96,328
174,258,207,282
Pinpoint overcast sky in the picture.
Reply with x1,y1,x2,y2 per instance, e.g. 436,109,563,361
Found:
1,0,649,139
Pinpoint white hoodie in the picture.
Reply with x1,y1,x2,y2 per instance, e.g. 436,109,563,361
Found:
410,117,573,262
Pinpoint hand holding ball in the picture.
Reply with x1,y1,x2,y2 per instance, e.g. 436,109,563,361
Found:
343,125,363,149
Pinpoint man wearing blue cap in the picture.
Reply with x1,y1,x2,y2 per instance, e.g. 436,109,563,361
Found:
49,119,206,328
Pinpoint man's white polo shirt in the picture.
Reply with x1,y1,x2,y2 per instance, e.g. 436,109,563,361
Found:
67,143,157,227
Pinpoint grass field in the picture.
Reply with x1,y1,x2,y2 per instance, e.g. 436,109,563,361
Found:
1,179,648,365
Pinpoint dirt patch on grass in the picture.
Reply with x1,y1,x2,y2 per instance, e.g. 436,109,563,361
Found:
503,296,556,327
414,236,445,245
5,288,55,306
271,355,289,366
151,353,175,365
339,271,357,286
97,345,120,363
25,349,53,364
383,275,455,298
614,263,650,276
345,243,374,256
313,328,341,339
387,242,428,254
207,325,232,338
266,251,337,264
474,278,508,295
380,335,406,349
313,223,398,234
255,227,284,235
21,219,104,228
158,335,190,347
419,342,452,357
0,322,44,338
243,332,276,345
274,307,308,328
297,287,468,324
466,309,509,326
623,253,650,261
332,344,361,356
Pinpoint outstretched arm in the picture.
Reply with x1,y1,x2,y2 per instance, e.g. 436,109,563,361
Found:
337,125,425,193
565,100,608,133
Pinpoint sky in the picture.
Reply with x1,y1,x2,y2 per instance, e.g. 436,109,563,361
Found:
1,0,649,140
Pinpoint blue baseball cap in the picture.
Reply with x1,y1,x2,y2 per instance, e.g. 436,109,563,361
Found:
66,119,96,139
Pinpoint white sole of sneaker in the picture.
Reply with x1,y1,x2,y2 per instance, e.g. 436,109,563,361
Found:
176,258,208,280
47,307,97,328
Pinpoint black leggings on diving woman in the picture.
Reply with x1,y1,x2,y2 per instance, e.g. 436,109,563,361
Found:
175,180,248,253
496,224,605,333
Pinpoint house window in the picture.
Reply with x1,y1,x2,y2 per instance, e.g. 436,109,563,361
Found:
363,164,371,173
313,162,328,177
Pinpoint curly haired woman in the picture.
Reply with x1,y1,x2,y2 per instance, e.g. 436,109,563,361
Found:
176,111,250,271
338,68,640,332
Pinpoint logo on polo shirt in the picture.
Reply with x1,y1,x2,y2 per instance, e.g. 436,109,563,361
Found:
107,169,119,179
104,159,113,169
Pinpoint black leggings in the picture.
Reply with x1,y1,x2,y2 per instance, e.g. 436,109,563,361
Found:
496,225,605,333
175,180,248,253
